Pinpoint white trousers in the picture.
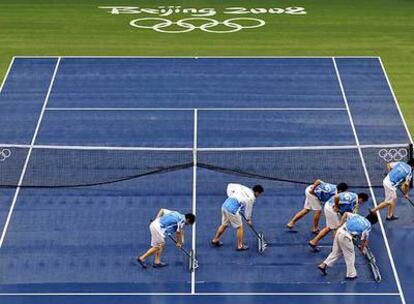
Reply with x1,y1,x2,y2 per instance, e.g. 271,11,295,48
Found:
323,227,357,278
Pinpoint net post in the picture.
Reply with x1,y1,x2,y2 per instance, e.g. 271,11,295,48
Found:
409,143,413,188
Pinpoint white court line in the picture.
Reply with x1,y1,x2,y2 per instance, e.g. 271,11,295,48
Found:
45,107,347,111
13,56,381,59
0,143,409,151
0,57,15,93
0,292,400,296
198,143,408,151
0,144,193,151
0,57,61,249
332,57,406,304
378,57,413,144
191,109,198,294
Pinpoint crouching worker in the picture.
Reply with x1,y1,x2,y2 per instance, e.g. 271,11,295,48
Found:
287,180,348,233
309,191,369,251
318,211,378,279
370,159,414,220
137,208,195,269
211,183,264,251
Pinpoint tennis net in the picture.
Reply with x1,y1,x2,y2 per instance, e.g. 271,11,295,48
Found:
0,144,411,188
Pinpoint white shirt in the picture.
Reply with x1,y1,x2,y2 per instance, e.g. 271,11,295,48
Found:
226,183,255,219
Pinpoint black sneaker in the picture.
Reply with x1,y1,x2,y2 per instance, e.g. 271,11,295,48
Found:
286,225,298,233
236,245,249,251
211,240,223,247
136,257,147,269
309,242,320,252
386,215,399,221
318,265,327,276
153,262,169,268
345,276,357,280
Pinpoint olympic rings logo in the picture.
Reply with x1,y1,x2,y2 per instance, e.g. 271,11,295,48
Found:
378,148,408,162
0,148,11,162
129,17,266,33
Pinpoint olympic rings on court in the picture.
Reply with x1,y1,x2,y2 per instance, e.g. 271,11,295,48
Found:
129,17,266,33
0,148,11,162
378,148,408,162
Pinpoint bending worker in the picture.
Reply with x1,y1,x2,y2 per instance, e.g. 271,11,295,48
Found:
211,183,264,251
371,159,414,220
137,208,195,269
287,179,348,233
318,211,378,279
309,191,369,251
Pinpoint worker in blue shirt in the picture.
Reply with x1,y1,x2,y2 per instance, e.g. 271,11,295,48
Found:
318,212,378,279
137,208,195,269
211,183,264,251
309,191,369,251
287,179,348,233
371,159,414,220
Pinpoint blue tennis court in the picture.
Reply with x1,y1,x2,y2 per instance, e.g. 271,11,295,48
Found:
0,57,412,304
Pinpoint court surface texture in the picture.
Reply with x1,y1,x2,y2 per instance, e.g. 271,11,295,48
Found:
0,57,413,304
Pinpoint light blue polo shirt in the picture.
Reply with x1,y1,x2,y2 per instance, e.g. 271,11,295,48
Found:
159,211,186,235
313,181,337,203
388,162,413,187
